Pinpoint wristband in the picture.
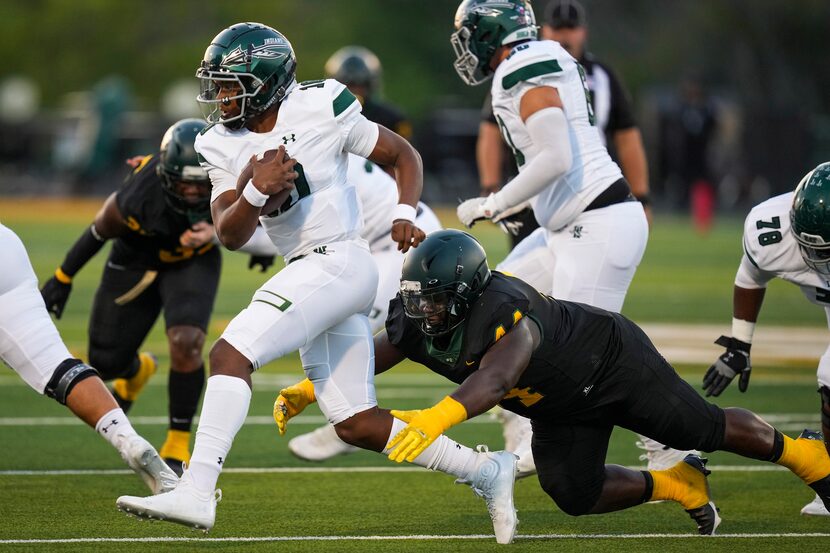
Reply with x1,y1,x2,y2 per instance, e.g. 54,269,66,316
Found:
55,267,72,284
731,317,756,344
391,203,417,224
242,180,269,208
432,395,468,429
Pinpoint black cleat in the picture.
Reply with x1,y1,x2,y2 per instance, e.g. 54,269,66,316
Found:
164,458,185,478
800,429,830,511
682,454,721,535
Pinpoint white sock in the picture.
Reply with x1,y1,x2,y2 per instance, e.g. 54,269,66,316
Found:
95,408,138,455
187,375,252,493
382,417,479,479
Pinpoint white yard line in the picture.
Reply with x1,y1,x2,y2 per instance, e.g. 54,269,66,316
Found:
1,532,828,544
0,464,790,477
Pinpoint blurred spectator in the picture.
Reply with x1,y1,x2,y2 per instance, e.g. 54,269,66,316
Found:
659,74,719,233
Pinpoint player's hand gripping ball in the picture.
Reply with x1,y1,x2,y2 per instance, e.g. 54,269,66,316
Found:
236,146,298,216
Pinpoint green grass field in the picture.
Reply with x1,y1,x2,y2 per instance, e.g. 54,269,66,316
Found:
0,200,827,551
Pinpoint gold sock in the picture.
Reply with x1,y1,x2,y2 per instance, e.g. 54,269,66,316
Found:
650,462,709,510
112,352,157,402
159,429,191,463
776,434,830,485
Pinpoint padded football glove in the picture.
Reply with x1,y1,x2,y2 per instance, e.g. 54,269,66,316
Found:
386,396,467,463
273,378,316,436
702,335,752,397
248,254,275,273
40,273,72,319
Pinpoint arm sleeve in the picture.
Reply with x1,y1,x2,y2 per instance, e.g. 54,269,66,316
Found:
491,106,572,211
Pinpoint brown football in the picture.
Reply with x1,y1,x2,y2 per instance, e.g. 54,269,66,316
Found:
235,148,294,216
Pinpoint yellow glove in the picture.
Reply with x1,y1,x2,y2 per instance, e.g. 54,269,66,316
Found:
386,396,467,463
273,378,316,436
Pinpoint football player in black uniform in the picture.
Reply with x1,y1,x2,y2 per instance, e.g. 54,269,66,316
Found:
39,119,269,475
325,45,412,141
277,229,830,536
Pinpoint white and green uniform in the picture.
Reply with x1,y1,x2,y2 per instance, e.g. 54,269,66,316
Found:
195,79,384,424
348,154,441,332
736,192,830,388
493,40,647,313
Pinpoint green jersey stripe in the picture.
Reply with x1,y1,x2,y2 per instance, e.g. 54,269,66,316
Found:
501,60,563,90
333,88,357,117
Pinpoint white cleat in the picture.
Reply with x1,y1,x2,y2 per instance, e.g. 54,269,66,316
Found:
495,408,536,479
120,435,179,494
116,471,221,531
457,446,519,544
636,436,699,471
288,423,359,462
801,494,830,516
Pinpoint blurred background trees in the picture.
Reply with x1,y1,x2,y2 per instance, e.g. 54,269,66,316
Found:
1,0,828,209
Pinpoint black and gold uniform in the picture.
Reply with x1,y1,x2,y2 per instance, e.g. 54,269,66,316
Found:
87,155,220,377
387,271,725,514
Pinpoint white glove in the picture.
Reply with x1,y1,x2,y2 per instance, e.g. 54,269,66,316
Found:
457,193,506,228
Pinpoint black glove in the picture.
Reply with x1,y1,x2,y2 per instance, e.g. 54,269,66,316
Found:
702,335,752,397
40,276,72,319
248,255,275,273
497,208,532,237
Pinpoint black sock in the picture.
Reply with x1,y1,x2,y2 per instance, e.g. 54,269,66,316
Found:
639,470,654,504
765,429,785,463
168,366,205,432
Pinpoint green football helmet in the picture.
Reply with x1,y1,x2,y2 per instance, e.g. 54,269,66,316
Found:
157,118,210,220
196,22,296,130
790,162,830,275
451,0,538,86
324,46,382,96
400,229,492,336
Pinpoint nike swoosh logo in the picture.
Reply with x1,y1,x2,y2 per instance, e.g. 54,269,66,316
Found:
465,360,475,366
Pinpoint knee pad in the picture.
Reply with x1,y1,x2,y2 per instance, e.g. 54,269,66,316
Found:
820,386,830,429
540,476,601,516
43,358,99,405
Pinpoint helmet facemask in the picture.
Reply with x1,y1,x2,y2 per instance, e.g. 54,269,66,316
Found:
793,231,830,276
197,68,282,130
401,280,472,337
158,166,211,222
451,25,492,86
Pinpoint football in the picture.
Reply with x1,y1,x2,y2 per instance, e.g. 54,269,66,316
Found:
236,148,294,216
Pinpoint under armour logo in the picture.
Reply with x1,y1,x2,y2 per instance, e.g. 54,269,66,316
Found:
572,225,583,239
582,384,594,396
282,134,295,144
217,456,224,466
101,419,119,434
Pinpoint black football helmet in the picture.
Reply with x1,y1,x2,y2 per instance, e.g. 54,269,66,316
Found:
399,229,492,336
157,118,210,220
324,46,382,97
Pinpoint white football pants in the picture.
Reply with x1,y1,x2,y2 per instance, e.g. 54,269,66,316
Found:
221,239,379,424
0,223,73,394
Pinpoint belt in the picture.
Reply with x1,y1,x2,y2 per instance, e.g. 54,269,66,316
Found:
287,245,329,265
584,178,636,212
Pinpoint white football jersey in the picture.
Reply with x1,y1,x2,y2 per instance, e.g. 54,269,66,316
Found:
490,40,623,230
736,192,830,308
196,79,369,260
347,154,398,248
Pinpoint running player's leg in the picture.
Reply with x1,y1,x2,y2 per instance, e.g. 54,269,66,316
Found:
157,249,221,473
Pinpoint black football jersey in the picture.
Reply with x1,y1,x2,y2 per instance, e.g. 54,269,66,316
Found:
386,272,625,418
111,155,213,269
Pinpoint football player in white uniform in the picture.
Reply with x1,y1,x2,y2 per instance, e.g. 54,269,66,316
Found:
451,0,689,477
703,162,830,517
116,23,518,541
0,223,178,495
286,154,442,461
